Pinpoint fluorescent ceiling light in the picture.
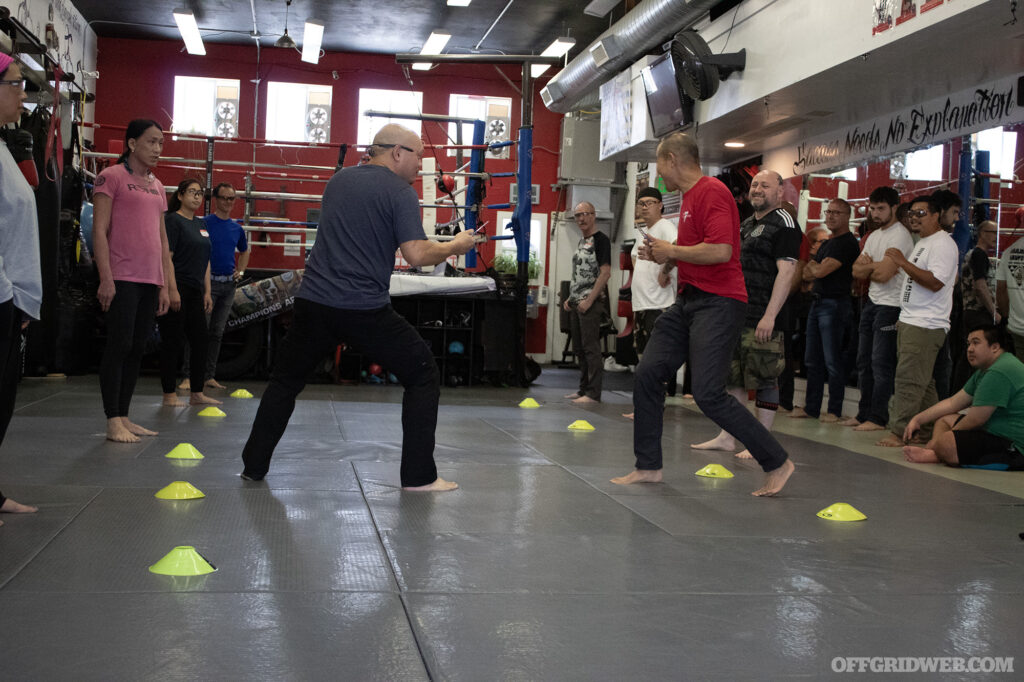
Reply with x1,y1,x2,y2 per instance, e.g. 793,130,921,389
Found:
412,31,451,71
301,19,324,64
724,141,745,148
540,36,575,58
173,9,206,56
531,64,551,78
584,0,619,17
447,0,472,5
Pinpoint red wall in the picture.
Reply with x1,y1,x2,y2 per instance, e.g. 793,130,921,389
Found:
93,37,558,352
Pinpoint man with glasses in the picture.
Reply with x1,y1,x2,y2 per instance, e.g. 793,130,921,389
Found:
692,169,800,458
954,220,1001,389
621,187,676,419
193,182,250,390
611,132,794,496
240,124,477,491
563,201,612,403
876,195,959,447
844,186,914,431
791,198,860,422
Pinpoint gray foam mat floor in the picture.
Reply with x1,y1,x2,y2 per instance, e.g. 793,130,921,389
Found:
1,371,1022,679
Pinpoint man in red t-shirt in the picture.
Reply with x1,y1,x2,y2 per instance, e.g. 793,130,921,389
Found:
611,132,795,496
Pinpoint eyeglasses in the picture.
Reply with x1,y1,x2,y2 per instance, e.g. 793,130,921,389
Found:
824,209,850,216
374,143,416,153
185,189,204,197
907,209,930,218
573,211,595,219
636,200,660,208
0,79,26,90
216,194,237,200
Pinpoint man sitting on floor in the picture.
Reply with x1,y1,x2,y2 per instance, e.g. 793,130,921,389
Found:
903,325,1024,470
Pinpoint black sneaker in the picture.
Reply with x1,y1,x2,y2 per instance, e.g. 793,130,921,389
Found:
240,471,263,481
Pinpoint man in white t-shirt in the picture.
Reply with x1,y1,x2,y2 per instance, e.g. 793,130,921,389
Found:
630,187,677,351
877,194,960,447
845,186,915,431
622,187,676,420
996,235,1024,362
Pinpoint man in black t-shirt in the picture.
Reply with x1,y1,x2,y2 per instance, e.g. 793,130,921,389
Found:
792,198,860,421
563,201,612,403
692,170,801,458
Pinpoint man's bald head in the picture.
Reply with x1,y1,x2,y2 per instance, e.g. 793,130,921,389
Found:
369,124,423,157
749,169,785,217
368,123,425,184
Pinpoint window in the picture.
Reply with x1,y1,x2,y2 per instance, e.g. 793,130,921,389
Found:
495,210,548,283
448,94,514,158
357,89,423,146
974,126,1018,182
265,82,333,143
903,144,944,181
172,76,241,138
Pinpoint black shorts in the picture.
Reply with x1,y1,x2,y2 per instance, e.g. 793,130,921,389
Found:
951,417,1024,471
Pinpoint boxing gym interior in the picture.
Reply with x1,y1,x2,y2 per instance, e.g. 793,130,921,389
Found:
1,0,1022,678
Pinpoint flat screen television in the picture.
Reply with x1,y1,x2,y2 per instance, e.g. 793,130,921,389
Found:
641,52,694,138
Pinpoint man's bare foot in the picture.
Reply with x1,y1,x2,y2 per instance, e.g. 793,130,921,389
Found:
787,407,810,418
402,477,459,492
572,395,598,404
564,392,581,399
177,378,191,391
610,469,663,485
691,432,736,451
205,379,227,390
106,418,140,443
838,417,860,427
162,393,186,407
734,449,753,459
752,458,795,497
819,413,841,424
903,445,940,463
876,434,905,447
190,393,223,405
122,418,157,437
622,412,634,420
854,421,886,432
0,498,38,514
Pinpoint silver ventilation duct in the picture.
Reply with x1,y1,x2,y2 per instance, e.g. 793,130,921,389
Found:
542,0,721,114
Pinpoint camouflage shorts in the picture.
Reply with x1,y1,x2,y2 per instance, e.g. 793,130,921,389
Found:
728,327,785,390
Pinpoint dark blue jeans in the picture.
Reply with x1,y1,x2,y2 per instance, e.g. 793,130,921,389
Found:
632,288,788,474
803,296,850,418
241,298,441,486
854,301,900,425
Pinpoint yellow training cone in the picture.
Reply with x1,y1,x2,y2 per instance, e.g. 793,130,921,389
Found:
230,389,254,399
519,398,541,408
816,503,867,522
567,420,595,431
148,546,217,576
155,481,206,500
695,463,734,479
198,406,227,417
165,443,204,460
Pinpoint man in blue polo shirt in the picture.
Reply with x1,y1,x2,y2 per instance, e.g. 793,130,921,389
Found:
201,182,250,389
903,325,1024,470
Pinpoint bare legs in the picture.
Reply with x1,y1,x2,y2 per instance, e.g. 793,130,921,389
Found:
903,414,959,465
691,388,777,460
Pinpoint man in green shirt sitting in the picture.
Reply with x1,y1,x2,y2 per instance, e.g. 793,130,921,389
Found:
903,325,1024,470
